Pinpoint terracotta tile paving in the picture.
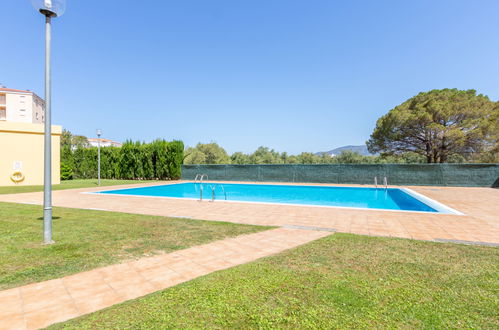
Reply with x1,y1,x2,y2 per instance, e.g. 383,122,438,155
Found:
0,228,330,330
1,181,496,244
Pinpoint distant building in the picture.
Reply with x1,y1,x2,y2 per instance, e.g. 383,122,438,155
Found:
0,87,45,124
87,138,122,148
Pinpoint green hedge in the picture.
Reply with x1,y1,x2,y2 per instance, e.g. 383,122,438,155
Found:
62,140,184,180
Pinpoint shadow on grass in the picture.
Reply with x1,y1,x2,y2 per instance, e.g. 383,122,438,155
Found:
37,216,62,220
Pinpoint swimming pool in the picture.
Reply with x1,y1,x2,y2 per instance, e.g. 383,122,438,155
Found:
97,182,460,214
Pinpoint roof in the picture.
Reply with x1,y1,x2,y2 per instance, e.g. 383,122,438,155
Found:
88,138,122,144
0,88,33,94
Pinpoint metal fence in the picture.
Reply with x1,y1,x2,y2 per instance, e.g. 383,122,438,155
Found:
182,164,499,187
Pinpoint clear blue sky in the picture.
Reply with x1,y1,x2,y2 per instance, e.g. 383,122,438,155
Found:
1,0,498,154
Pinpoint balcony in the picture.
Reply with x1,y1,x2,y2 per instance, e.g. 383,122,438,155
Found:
0,94,6,105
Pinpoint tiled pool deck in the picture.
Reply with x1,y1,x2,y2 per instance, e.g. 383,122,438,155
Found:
1,181,498,245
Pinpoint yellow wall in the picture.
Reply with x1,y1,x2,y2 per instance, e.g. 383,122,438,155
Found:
0,121,61,186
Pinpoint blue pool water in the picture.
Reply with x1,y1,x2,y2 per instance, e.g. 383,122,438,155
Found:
99,182,440,213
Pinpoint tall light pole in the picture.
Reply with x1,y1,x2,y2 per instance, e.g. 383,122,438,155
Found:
31,0,66,244
96,129,102,186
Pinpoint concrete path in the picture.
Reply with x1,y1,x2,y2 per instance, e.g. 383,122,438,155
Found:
0,227,331,330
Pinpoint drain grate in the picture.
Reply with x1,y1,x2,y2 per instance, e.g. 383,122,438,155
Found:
282,224,336,232
434,238,499,247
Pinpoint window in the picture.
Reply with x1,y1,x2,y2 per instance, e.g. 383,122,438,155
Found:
0,108,6,120
20,109,26,117
20,95,26,103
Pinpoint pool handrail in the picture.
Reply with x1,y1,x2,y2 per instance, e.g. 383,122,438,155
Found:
194,173,209,183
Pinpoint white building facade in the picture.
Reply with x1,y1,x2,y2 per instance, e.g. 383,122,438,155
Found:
0,88,45,124
87,138,123,148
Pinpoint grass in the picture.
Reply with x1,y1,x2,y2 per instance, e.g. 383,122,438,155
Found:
53,234,498,329
0,179,153,195
0,202,271,290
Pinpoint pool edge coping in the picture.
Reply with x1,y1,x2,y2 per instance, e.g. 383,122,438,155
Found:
400,187,464,215
82,183,464,216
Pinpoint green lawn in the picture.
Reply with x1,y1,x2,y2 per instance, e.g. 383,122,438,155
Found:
0,202,270,290
0,179,153,195
53,234,498,329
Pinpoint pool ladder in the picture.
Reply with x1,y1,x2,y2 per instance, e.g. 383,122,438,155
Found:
196,174,208,201
194,174,208,183
198,183,227,202
374,177,388,190
210,184,227,202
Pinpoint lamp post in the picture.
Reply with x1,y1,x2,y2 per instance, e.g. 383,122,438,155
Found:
31,0,66,244
96,129,102,186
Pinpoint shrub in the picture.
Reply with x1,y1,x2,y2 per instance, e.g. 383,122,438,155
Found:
60,162,74,180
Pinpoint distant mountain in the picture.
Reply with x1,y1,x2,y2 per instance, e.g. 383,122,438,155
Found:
316,145,376,156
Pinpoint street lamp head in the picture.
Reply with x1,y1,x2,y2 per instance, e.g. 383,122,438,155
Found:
96,129,102,137
31,0,66,17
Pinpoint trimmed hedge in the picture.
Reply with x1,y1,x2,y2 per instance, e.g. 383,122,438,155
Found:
62,140,184,180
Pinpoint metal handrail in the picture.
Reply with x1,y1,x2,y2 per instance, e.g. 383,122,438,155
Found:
220,185,227,200
374,177,378,189
195,173,209,183
196,174,209,201
210,185,216,202
383,177,388,190
208,184,227,202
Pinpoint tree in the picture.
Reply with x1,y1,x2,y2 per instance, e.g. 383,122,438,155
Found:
378,152,425,164
250,147,282,164
61,129,89,150
296,152,321,164
184,148,206,164
476,108,499,162
184,142,230,164
231,152,251,164
367,89,498,163
333,150,372,164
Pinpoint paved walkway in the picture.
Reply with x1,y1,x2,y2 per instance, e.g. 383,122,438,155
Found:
1,182,497,244
0,228,330,330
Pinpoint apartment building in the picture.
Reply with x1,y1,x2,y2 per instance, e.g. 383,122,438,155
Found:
0,87,45,124
87,138,123,148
